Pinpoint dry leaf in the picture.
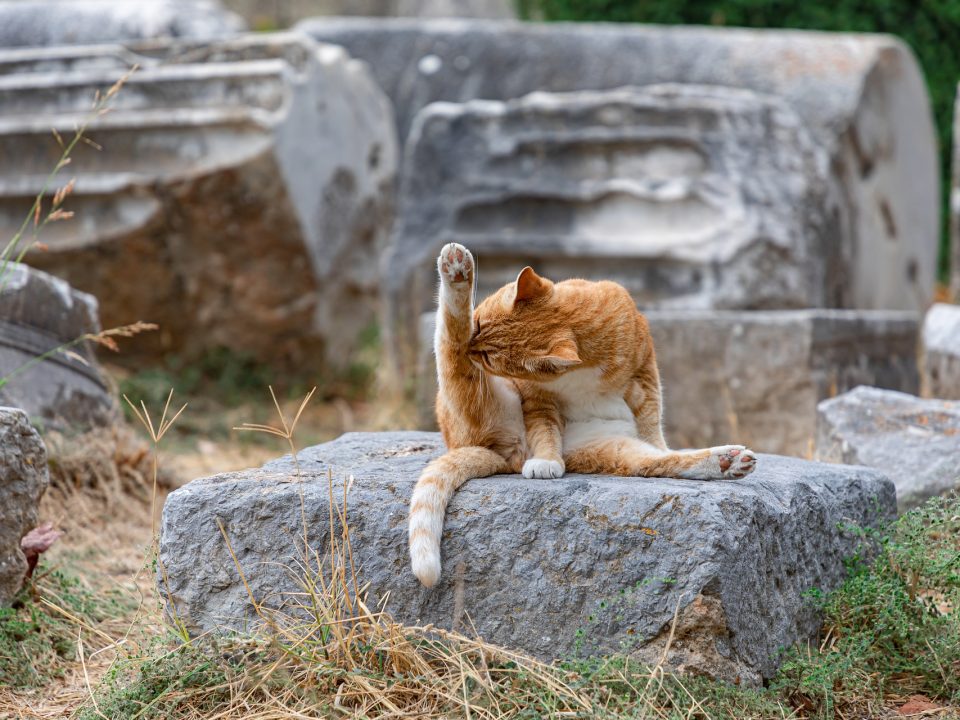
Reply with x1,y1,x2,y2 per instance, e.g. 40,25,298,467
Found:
20,522,64,579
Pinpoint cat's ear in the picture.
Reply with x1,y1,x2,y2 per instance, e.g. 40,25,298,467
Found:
514,266,549,303
542,338,581,368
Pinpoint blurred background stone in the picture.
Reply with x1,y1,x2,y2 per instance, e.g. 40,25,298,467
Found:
224,0,515,29
0,407,49,606
0,33,397,369
923,303,960,400
815,386,960,511
0,263,114,431
0,0,246,48
299,20,938,380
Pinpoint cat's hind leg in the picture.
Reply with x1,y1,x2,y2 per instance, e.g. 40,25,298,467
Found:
565,437,756,480
409,446,510,587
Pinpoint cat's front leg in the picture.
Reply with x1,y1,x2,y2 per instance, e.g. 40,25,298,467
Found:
434,243,477,378
519,383,565,479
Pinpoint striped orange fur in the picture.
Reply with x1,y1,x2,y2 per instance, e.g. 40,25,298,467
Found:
408,243,757,587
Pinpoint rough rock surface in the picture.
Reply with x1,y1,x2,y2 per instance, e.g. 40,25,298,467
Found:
160,431,896,683
0,33,396,367
224,0,515,25
0,0,245,48
0,262,114,430
924,303,960,400
302,18,938,314
0,407,49,606
415,309,920,456
650,311,920,456
816,386,960,511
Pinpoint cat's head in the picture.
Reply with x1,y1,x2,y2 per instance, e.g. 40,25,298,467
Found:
469,266,582,380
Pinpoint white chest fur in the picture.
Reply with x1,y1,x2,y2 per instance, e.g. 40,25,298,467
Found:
542,367,637,450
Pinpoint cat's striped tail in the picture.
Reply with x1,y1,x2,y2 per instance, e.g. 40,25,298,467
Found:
409,446,508,587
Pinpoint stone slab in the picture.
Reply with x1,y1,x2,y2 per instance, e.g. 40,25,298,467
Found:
159,430,896,683
0,33,396,368
0,407,49,606
924,303,960,400
0,0,245,48
302,18,939,317
816,386,960,511
0,262,115,430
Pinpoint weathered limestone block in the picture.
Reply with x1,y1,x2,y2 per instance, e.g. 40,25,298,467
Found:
816,386,960,511
387,85,843,375
0,408,49,606
0,0,245,48
160,431,895,684
223,0,515,25
923,303,960,400
416,309,920,456
651,310,920,456
0,33,397,367
302,18,938,315
0,262,114,430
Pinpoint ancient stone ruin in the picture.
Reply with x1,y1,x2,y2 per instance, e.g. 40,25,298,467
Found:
816,386,960,511
0,32,396,368
159,431,896,685
0,262,114,430
0,407,49,606
0,0,245,48
296,20,936,461
923,303,960,400
302,19,938,379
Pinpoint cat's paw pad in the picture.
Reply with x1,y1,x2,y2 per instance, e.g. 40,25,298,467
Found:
713,445,757,479
522,458,565,479
437,243,474,285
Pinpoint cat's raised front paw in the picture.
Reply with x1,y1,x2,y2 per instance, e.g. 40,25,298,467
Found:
437,243,474,285
713,445,757,479
522,458,565,479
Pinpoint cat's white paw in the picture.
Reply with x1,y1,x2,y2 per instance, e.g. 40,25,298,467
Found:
710,445,757,479
680,445,757,481
437,243,474,285
522,458,565,479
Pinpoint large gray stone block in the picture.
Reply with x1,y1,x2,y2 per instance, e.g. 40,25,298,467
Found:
0,0,245,48
416,309,920,457
651,310,920,456
159,430,896,684
0,262,115,430
816,386,960,512
923,303,960,400
385,85,839,377
0,407,49,606
301,19,938,317
0,32,396,368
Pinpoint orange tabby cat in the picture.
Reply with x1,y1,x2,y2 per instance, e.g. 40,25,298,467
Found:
408,243,757,587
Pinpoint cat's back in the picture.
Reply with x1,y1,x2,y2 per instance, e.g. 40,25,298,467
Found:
553,277,636,311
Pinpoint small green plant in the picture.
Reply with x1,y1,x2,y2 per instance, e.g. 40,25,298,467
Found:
773,493,960,716
0,567,128,688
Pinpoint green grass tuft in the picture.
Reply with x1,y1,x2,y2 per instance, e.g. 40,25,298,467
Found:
0,566,128,688
773,493,960,716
